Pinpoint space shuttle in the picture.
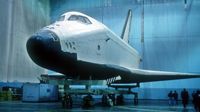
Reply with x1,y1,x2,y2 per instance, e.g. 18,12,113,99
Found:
26,10,200,84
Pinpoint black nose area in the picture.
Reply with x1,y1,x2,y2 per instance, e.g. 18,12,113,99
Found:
27,32,51,56
26,30,77,78
27,30,59,51
26,30,60,65
27,35,45,53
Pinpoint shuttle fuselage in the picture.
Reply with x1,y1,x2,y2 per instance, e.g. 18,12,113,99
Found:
27,11,200,83
27,12,140,80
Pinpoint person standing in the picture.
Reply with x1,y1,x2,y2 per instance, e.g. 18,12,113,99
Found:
168,91,173,106
102,94,108,106
134,93,138,105
196,90,200,112
181,88,189,109
192,91,197,111
173,91,178,105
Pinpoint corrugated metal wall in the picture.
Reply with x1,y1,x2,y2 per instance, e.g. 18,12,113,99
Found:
50,0,200,89
0,0,50,82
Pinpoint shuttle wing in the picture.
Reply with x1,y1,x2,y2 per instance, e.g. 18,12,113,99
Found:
106,65,200,83
128,69,200,82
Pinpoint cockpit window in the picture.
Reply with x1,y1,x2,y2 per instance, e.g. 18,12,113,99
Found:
68,15,78,21
68,15,92,24
58,15,65,21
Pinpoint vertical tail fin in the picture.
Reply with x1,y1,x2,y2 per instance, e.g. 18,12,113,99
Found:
121,9,132,43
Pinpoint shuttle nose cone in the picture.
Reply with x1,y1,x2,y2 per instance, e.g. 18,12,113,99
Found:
27,35,43,47
26,35,45,56
27,36,49,66
27,30,59,50
26,30,60,64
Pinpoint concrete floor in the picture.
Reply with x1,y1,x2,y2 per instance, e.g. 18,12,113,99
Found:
0,100,196,112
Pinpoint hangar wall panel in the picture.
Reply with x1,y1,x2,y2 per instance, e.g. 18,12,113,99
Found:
0,0,50,82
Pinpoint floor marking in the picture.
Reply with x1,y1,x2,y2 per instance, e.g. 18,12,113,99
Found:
126,105,193,110
116,106,178,112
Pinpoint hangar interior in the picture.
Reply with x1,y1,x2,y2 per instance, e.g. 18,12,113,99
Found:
0,0,200,101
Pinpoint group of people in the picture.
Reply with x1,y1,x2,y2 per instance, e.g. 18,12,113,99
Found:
168,88,200,111
62,93,73,109
102,94,115,106
168,90,178,106
102,94,124,107
82,94,94,108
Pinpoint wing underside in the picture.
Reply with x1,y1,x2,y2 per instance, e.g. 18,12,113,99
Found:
106,65,200,83
126,69,199,83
